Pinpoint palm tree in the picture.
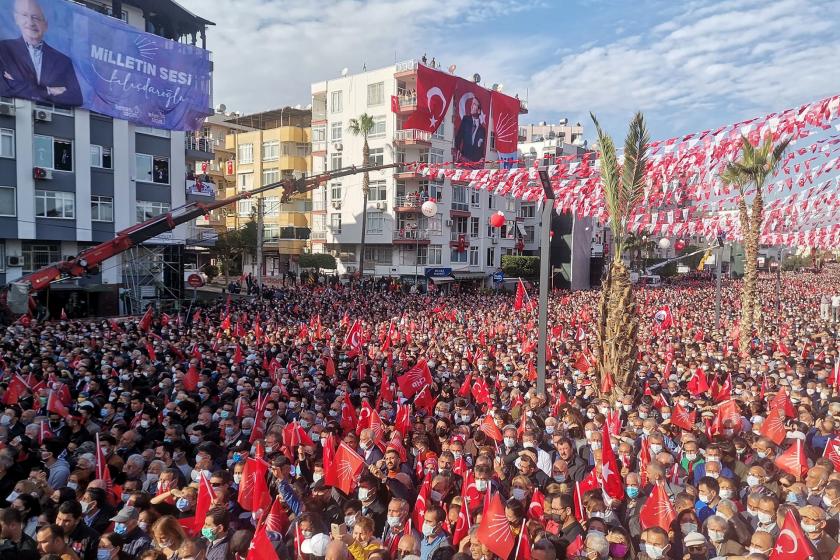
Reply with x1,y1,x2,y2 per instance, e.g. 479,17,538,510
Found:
721,135,790,351
592,112,650,399
348,114,376,276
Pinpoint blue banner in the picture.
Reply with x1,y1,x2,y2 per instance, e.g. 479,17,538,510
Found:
0,0,212,130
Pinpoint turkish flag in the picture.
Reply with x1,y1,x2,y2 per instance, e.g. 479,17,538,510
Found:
282,421,314,448
3,375,29,405
760,408,787,445
46,390,70,418
770,388,796,418
95,432,112,489
263,497,290,535
639,482,676,531
138,306,154,332
775,439,809,480
600,423,624,500
476,492,516,560
829,358,840,386
394,404,412,438
528,489,545,521
233,344,244,365
452,488,471,546
490,90,520,154
670,404,696,431
573,353,591,373
332,442,365,495
823,438,840,471
247,523,279,560
396,359,432,398
514,279,526,310
403,64,457,134
453,77,491,163
711,373,732,402
413,473,432,530
573,471,600,522
687,368,709,395
325,356,336,377
184,365,199,392
653,305,674,332
479,414,503,442
471,377,492,405
344,320,364,357
356,401,373,434
413,385,437,415
340,393,358,434
769,509,816,560
193,474,214,536
390,95,400,114
566,536,584,559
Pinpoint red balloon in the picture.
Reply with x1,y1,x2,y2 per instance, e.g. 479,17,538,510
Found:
489,212,506,228
675,239,686,251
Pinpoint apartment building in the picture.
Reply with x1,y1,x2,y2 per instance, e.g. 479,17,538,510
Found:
309,61,530,290
0,0,214,316
222,108,312,276
519,119,585,145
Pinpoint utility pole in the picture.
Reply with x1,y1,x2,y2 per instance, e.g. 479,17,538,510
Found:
714,244,723,329
536,168,555,396
256,195,264,293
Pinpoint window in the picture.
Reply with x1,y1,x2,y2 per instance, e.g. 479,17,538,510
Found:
330,213,342,233
433,120,445,140
519,203,535,219
263,225,280,241
22,242,59,272
452,186,468,211
91,196,113,222
35,190,75,218
238,143,253,164
135,154,169,184
331,122,343,142
312,126,326,142
237,199,253,216
430,148,445,165
262,168,279,185
366,211,384,233
367,180,387,201
0,129,13,158
488,194,495,209
470,246,479,266
470,217,480,238
368,147,384,166
330,182,342,200
34,135,73,171
525,225,535,244
418,246,442,266
0,186,16,216
364,246,392,264
313,214,326,231
419,213,442,235
331,153,342,171
470,190,480,207
90,145,112,169
369,116,386,139
451,249,467,263
262,141,279,161
297,143,310,157
367,82,384,106
486,247,496,267
263,197,280,217
34,102,72,116
331,91,343,113
136,201,169,222
238,172,253,189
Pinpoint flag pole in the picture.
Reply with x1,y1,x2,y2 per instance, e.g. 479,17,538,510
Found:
513,518,526,559
536,169,555,397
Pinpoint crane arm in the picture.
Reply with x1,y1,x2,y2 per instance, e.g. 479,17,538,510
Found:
7,163,401,312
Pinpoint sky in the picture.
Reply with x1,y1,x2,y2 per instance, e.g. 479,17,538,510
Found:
180,0,840,141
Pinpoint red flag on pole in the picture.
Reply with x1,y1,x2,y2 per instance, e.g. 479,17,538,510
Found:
138,306,154,332
95,432,112,490
247,523,280,560
759,408,787,445
192,474,214,535
514,279,525,311
768,509,816,560
774,439,809,480
639,482,676,531
344,320,364,357
396,359,433,399
475,492,515,560
332,442,365,495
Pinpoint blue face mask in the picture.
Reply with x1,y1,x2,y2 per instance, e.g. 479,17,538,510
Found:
176,498,190,512
232,453,242,463
114,523,127,535
97,550,112,560
626,486,640,499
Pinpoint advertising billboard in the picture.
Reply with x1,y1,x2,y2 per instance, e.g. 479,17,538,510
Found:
0,0,212,130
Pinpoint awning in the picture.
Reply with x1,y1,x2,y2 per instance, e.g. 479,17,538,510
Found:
452,271,489,280
516,223,527,236
430,276,455,284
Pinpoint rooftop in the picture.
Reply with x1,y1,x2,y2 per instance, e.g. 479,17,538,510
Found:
226,107,312,130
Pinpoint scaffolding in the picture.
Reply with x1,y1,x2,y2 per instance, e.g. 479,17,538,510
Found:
121,244,185,315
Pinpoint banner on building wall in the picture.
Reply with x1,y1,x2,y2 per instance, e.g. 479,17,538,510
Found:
452,77,490,163
403,64,456,134
0,0,212,130
490,90,520,155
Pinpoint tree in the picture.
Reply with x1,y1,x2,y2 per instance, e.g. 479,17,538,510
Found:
348,114,376,275
299,253,337,270
212,218,258,283
500,255,540,279
591,112,650,399
720,135,789,351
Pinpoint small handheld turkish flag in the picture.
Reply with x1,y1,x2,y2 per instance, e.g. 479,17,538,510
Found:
769,509,815,560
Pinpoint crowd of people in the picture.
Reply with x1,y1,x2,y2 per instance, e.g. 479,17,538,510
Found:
0,266,838,560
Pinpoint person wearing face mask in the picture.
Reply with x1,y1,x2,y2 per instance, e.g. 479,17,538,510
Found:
418,506,448,560
80,487,112,536
682,531,710,560
0,506,37,560
694,477,721,523
356,474,388,536
754,495,780,538
39,439,71,490
704,514,745,557
619,472,644,540
543,492,580,541
691,444,734,485
380,498,420,558
358,429,384,466
201,507,230,560
638,527,671,560
798,504,838,560
804,465,830,507
108,506,151,558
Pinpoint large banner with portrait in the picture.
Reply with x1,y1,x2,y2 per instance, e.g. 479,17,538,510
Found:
452,77,491,164
0,0,212,130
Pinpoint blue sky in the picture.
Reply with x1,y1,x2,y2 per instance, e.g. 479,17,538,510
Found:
182,0,840,141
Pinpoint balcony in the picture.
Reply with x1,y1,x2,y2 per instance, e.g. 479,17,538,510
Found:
186,178,216,201
394,94,417,115
311,230,327,241
394,129,431,146
450,201,470,217
395,59,418,77
393,229,430,245
395,194,430,212
312,140,327,154
394,168,422,180
185,134,215,161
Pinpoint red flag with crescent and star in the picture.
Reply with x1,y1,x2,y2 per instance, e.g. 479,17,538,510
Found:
769,509,815,560
344,320,363,358
403,64,457,134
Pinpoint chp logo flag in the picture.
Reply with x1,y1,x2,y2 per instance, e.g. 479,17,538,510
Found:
332,441,365,495
396,359,433,399
453,77,491,163
823,437,840,471
403,64,457,134
475,492,516,560
490,90,521,155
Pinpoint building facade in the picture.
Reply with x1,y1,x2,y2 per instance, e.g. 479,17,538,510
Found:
0,0,214,317
309,60,529,289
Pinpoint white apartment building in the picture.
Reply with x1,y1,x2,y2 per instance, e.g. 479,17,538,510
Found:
309,61,532,289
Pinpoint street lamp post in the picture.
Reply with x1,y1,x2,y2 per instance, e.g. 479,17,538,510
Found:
714,243,723,329
536,169,555,396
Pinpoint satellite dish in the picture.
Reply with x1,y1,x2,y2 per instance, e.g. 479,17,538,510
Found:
448,64,456,74
491,83,499,91
472,73,481,83
217,103,227,113
341,68,349,77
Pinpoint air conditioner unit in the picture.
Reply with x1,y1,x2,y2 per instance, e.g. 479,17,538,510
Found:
445,219,453,227
33,167,53,180
332,201,342,209
0,104,14,116
33,109,51,122
5,255,21,267
333,143,343,151
375,202,384,210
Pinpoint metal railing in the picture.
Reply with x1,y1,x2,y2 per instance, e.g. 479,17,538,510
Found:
450,232,470,242
394,229,429,241
311,231,327,240
395,194,430,208
185,135,216,153
451,201,469,212
398,95,417,108
394,129,432,143
395,59,418,73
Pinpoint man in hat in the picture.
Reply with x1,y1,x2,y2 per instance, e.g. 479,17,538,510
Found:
109,506,150,557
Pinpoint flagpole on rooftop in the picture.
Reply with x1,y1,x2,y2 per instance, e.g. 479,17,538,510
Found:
536,169,555,396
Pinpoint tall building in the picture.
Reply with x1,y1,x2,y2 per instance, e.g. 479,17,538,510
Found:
222,108,312,277
309,60,528,290
0,0,214,316
519,119,584,145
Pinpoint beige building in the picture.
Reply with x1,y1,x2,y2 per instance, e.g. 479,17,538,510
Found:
519,119,584,145
223,108,313,276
